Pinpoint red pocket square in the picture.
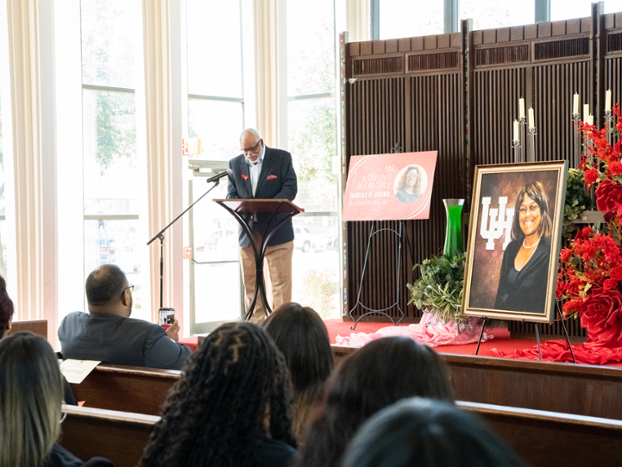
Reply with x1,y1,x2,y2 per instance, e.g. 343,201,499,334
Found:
267,175,278,180
242,174,249,180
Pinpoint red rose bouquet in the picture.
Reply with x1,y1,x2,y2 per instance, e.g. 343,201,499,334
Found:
557,104,622,348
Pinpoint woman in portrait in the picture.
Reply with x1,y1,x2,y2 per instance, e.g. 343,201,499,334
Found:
494,181,553,313
395,166,422,203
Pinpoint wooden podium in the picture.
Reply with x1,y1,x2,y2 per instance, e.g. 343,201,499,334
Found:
214,199,304,320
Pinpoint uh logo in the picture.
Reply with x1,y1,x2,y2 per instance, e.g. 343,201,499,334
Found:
480,197,515,251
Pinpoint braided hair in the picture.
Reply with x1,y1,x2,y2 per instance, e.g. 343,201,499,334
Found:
0,276,14,338
139,322,296,467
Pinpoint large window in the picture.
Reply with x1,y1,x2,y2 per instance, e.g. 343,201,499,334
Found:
460,0,535,30
184,0,248,331
287,0,340,319
186,0,245,161
551,0,622,20
79,0,149,318
379,0,444,39
0,8,14,297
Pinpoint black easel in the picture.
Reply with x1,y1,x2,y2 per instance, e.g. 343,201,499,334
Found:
348,220,405,329
147,179,222,311
474,313,576,363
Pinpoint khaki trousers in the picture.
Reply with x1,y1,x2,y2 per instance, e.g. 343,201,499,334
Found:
239,240,294,322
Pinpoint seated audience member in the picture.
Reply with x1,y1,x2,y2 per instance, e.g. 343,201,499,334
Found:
139,322,297,467
341,397,527,467
0,332,114,467
58,265,191,370
0,276,76,405
263,302,334,439
295,336,454,467
0,275,14,339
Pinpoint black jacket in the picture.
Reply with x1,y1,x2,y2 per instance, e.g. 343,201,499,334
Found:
494,237,551,313
227,147,298,248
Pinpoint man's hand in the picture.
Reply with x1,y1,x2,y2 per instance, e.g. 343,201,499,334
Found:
166,319,180,342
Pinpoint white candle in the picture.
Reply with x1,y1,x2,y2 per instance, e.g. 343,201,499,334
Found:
519,98,525,118
528,108,535,129
573,93,579,115
584,104,590,122
587,114,593,126
514,120,519,142
605,89,612,112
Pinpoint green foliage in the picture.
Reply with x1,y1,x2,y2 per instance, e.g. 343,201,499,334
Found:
95,92,135,172
407,253,467,325
562,168,591,238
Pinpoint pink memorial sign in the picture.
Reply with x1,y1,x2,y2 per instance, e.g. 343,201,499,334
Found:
342,152,438,221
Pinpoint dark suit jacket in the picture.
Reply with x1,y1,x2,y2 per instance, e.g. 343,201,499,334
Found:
227,146,298,248
494,237,551,313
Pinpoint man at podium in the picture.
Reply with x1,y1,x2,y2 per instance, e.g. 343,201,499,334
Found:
227,128,298,321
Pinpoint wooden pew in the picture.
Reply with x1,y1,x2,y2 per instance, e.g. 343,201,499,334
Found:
332,345,622,420
59,401,622,467
60,405,158,467
70,346,622,422
70,364,180,415
9,319,47,338
459,401,622,467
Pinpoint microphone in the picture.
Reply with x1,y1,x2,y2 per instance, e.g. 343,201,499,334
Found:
206,168,232,184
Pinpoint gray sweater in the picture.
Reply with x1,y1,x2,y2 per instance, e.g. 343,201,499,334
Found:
58,312,192,370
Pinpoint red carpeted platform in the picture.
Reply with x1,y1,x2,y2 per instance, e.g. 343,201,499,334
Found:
323,319,536,357
323,319,622,368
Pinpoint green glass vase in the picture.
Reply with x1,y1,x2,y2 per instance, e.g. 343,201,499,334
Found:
443,199,465,258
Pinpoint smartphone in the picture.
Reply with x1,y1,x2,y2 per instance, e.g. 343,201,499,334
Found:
158,308,175,326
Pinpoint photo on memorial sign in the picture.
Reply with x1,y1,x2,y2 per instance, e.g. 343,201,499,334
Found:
342,152,438,221
462,161,567,323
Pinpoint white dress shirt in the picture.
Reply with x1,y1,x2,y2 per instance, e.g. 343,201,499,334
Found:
246,144,266,196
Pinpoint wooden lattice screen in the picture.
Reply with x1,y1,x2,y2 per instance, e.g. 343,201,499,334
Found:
342,7,622,339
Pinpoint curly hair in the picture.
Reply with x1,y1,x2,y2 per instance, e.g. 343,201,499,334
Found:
295,336,454,467
0,275,14,338
139,322,296,467
511,181,553,242
263,303,334,439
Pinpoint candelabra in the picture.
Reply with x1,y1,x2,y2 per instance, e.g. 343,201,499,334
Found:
527,127,537,162
512,138,520,162
519,116,527,163
605,109,614,147
572,113,581,169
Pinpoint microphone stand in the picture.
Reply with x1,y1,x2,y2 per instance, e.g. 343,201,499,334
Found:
147,178,223,311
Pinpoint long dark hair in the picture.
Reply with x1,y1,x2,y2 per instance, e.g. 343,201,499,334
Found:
139,322,296,467
0,332,63,467
342,397,527,467
511,181,553,241
295,336,454,467
263,302,334,438
0,276,14,338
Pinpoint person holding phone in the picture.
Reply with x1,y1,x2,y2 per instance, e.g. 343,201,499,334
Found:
58,264,192,370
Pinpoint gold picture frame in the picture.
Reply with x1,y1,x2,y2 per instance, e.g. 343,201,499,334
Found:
462,161,568,323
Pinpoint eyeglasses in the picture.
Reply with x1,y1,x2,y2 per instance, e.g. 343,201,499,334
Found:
519,204,540,215
241,139,262,155
125,284,135,293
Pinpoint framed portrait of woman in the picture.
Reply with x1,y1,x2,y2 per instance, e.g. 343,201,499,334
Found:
462,161,567,323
